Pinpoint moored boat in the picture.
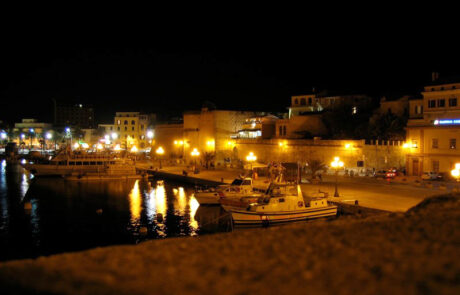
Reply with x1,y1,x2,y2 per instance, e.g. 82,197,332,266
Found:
222,182,337,226
194,177,262,205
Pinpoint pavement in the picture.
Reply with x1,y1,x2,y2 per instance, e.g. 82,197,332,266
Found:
1,193,459,295
136,162,450,212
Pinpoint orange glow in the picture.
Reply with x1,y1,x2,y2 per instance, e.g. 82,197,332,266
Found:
129,180,141,223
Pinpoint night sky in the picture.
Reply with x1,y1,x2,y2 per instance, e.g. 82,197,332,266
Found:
1,23,459,125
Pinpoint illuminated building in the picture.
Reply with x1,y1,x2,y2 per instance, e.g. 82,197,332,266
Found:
54,101,94,129
234,115,278,139
406,76,460,175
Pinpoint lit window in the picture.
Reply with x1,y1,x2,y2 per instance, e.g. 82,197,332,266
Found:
352,106,357,114
432,160,439,172
117,120,121,125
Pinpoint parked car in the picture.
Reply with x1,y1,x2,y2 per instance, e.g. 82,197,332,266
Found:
373,169,396,179
421,172,442,181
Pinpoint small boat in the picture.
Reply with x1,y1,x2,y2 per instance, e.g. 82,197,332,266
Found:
222,182,337,227
194,177,262,205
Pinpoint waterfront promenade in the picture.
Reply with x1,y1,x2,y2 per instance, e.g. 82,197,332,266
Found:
136,162,445,212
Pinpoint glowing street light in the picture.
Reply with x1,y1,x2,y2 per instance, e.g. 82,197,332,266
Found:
20,133,25,140
451,163,460,182
111,132,118,140
147,130,154,139
344,143,351,149
156,146,165,169
81,143,89,149
96,143,104,150
331,156,344,197
114,144,121,151
1,132,7,140
46,132,52,140
130,145,138,153
246,152,257,172
73,142,80,149
191,148,200,172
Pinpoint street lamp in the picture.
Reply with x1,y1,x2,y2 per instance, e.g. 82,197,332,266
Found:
331,156,344,197
246,152,257,174
147,130,154,139
191,148,200,172
451,163,460,182
156,146,165,169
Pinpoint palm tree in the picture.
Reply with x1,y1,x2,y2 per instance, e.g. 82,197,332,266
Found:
202,152,215,169
306,159,326,180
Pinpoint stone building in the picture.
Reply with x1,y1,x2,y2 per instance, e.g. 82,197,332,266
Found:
406,77,460,176
181,108,257,165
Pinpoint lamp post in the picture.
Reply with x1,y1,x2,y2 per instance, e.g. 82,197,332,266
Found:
331,156,344,197
191,148,200,173
156,146,165,169
246,152,257,177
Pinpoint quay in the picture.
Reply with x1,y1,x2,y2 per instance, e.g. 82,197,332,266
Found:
136,162,446,212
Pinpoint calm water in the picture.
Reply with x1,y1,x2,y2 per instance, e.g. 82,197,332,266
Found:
0,160,230,261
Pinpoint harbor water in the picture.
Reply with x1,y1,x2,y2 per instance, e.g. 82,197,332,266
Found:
0,160,230,261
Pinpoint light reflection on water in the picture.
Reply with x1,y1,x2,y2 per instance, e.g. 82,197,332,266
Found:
0,163,230,261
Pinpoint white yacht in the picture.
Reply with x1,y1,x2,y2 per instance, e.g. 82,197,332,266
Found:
23,149,138,179
222,182,337,226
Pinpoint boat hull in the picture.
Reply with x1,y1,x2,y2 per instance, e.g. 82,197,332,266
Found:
225,205,337,226
194,192,221,205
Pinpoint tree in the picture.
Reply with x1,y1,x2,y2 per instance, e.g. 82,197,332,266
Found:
368,111,407,141
306,159,326,180
201,152,215,169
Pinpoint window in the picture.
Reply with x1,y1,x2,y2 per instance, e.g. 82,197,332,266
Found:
117,126,120,131
428,100,436,108
432,160,439,172
124,126,127,131
110,126,113,130
294,99,298,105
308,98,312,105
283,126,287,136
432,138,438,149
141,125,144,130
300,98,306,106
449,98,457,107
279,126,282,136
415,105,423,114
131,120,135,125
117,120,121,125
450,139,456,149
124,120,128,125
352,106,357,114
132,126,134,131
437,99,445,107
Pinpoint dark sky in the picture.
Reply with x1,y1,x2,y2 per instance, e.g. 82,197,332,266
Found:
1,21,459,125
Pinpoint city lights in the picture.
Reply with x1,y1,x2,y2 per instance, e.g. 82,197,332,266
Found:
147,130,154,139
73,143,80,149
451,163,460,181
111,132,118,140
344,143,351,149
45,132,52,140
156,146,165,169
96,143,103,150
130,146,138,153
114,144,121,151
1,132,6,140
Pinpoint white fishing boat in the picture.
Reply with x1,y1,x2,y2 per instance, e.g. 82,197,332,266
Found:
194,177,262,205
222,182,337,226
23,149,139,179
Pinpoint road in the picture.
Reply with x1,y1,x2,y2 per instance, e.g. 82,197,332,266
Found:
302,175,452,212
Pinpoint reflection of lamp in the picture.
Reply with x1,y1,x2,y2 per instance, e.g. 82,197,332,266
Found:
156,146,165,169
331,156,344,197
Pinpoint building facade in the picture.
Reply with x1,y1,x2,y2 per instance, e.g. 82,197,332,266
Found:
406,79,460,176
54,101,95,129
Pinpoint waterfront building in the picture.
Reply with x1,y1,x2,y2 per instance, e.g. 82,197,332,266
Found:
181,107,257,165
154,123,184,158
234,115,278,139
406,77,460,176
12,119,53,147
111,112,155,149
54,101,95,129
